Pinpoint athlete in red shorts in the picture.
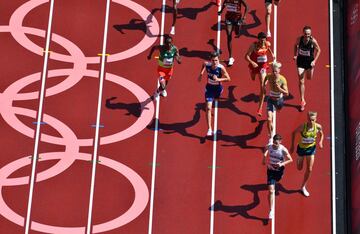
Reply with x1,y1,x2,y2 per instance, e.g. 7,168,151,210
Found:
245,32,275,117
218,0,248,66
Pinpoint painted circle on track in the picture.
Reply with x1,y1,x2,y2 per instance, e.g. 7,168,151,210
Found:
7,0,159,63
0,152,149,234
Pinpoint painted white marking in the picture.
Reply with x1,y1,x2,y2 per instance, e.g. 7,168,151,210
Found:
329,0,336,233
148,0,166,233
24,0,55,233
86,0,111,233
210,2,222,233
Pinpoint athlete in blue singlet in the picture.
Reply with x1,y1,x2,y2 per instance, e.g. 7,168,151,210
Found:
198,52,231,136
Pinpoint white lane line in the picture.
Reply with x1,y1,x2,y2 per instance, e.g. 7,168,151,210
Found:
271,5,278,234
210,2,222,233
85,0,111,233
24,0,55,233
148,0,166,233
329,0,336,233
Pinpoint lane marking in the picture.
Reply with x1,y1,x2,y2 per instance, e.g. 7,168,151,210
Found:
148,0,166,233
24,0,55,233
85,0,111,233
329,0,336,232
210,2,222,233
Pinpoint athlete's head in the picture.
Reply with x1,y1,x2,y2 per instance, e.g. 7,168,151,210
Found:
273,134,282,145
271,61,282,75
164,35,173,49
210,51,220,66
257,32,267,45
303,26,312,38
308,111,317,122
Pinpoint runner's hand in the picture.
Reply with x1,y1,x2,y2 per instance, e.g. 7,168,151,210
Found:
319,142,323,148
311,61,315,67
262,156,266,165
198,75,202,82
293,55,297,60
252,62,258,68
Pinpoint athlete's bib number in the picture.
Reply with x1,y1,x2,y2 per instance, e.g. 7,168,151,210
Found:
302,137,315,144
298,49,310,57
227,3,239,12
257,55,267,63
163,57,174,66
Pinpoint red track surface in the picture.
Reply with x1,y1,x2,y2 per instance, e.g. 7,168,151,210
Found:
0,0,331,233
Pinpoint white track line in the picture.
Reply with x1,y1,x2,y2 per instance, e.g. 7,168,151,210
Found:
209,2,222,233
148,0,166,233
85,0,111,233
271,4,278,234
329,0,336,232
24,0,55,233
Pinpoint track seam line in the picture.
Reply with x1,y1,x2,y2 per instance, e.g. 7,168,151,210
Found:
209,2,222,233
148,0,166,233
24,0,55,233
85,0,111,233
329,0,336,232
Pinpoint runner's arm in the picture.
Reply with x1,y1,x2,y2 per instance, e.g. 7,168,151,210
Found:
278,79,289,96
293,37,300,60
268,46,275,61
147,45,159,60
263,149,269,165
198,62,206,81
317,123,324,148
218,0,227,15
279,148,293,167
312,38,321,64
175,47,182,64
241,0,249,21
214,66,231,82
245,44,257,67
290,125,302,153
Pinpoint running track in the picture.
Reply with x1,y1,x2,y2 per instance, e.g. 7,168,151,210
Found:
0,0,331,233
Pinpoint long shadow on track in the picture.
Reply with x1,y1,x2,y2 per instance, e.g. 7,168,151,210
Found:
210,183,301,225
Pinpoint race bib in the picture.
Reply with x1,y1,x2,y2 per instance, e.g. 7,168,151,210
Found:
163,57,174,66
302,137,315,144
257,55,267,63
298,49,311,56
226,3,238,12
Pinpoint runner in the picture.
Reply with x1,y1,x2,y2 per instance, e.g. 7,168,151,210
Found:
262,134,293,219
265,0,281,38
265,61,288,142
293,26,321,111
291,111,324,197
218,0,248,66
198,51,231,136
147,35,181,98
170,0,180,35
245,32,275,117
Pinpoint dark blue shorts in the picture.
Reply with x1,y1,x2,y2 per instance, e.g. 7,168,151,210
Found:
267,167,284,185
205,84,223,102
267,97,284,112
297,145,316,156
265,0,280,3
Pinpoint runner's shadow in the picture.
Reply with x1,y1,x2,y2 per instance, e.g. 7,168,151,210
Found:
211,10,261,38
210,183,301,225
241,93,298,111
151,2,216,21
217,120,266,151
105,97,151,117
147,105,206,143
113,13,159,38
178,38,223,60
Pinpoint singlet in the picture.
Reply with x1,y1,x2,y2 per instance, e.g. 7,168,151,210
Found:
266,74,287,98
205,62,223,85
299,122,318,148
267,144,288,171
297,36,315,60
158,45,178,68
250,41,271,64
225,0,242,19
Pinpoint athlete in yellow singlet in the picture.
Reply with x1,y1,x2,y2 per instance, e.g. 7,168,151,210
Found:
291,111,324,197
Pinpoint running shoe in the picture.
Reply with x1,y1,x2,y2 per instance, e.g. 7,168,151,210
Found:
176,0,180,3
206,129,213,136
300,100,306,112
170,26,175,35
228,57,235,66
161,90,167,97
266,31,272,38
301,187,310,197
268,210,274,219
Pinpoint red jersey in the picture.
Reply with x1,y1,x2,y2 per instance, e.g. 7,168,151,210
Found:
250,41,271,64
225,0,242,19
